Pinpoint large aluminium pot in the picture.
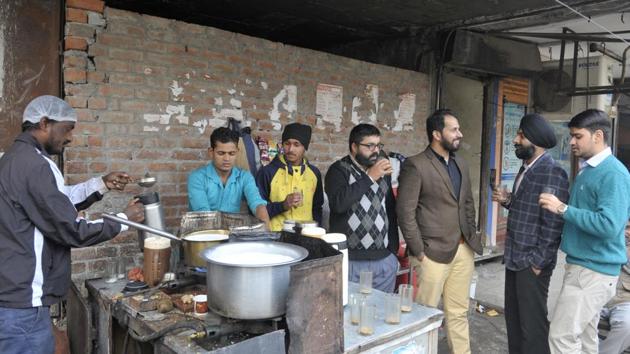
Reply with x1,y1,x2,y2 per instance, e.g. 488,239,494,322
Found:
181,230,229,268
200,241,308,320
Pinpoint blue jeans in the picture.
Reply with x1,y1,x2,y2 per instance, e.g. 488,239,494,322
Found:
0,306,54,354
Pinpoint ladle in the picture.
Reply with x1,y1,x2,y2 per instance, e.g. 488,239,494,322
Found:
103,213,180,242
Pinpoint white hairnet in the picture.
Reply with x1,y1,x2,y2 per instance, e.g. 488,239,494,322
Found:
22,95,77,124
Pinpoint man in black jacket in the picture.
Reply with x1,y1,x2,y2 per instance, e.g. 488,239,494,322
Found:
325,124,399,293
0,95,144,354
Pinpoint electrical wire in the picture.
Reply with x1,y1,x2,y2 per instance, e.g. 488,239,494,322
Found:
553,0,630,46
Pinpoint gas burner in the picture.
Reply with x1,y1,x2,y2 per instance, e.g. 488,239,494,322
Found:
197,315,286,348
123,281,148,294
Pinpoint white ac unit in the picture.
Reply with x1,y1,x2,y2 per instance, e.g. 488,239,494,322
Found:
535,55,615,120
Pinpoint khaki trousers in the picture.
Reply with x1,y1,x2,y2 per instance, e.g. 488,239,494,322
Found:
549,264,618,354
411,243,474,354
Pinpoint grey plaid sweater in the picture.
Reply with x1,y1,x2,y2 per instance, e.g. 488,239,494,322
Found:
325,155,399,260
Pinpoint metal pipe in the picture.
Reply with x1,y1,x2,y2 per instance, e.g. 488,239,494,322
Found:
612,45,630,106
571,38,579,94
558,28,567,91
567,88,630,96
102,213,181,242
589,42,623,62
492,32,630,43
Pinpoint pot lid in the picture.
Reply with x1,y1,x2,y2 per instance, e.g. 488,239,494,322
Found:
201,241,308,267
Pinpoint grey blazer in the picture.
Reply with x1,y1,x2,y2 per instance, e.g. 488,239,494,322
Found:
396,147,483,263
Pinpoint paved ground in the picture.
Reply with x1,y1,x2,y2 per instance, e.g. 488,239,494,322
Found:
436,252,568,354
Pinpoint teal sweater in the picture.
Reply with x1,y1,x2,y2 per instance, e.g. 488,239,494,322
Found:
561,155,630,275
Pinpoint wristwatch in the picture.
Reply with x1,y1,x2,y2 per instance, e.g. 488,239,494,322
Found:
557,203,568,216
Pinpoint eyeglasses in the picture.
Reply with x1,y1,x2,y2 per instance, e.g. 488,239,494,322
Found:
358,143,384,151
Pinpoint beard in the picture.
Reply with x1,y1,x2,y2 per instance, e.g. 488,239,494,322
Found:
44,139,67,155
356,152,378,167
440,138,460,152
514,144,535,160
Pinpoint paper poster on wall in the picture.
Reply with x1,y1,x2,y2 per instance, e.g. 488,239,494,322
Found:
501,102,526,180
499,102,526,218
548,121,571,174
393,93,416,131
316,84,343,131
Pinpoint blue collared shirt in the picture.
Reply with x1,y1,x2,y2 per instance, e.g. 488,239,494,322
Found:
187,162,267,214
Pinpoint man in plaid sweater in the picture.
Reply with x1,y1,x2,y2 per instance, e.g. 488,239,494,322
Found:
493,113,569,354
325,124,399,293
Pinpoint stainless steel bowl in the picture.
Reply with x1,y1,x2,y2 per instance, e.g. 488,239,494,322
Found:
200,241,308,319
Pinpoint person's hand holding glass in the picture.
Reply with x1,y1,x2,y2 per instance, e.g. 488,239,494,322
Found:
366,144,392,181
283,187,303,210
492,184,510,204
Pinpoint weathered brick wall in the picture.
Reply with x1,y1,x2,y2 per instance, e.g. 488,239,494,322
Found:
63,1,431,280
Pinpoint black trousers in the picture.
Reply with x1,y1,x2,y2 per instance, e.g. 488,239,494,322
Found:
505,267,553,354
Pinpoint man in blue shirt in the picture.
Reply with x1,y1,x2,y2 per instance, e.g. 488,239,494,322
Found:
188,127,269,224
540,109,630,354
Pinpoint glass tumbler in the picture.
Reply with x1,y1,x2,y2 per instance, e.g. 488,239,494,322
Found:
542,186,557,196
105,260,118,283
359,270,372,294
385,293,401,324
359,303,376,336
349,293,364,325
399,284,413,312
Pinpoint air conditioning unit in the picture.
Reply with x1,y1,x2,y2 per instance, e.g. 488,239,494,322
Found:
534,55,615,120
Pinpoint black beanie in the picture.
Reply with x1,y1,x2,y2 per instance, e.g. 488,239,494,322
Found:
282,123,312,150
519,113,557,149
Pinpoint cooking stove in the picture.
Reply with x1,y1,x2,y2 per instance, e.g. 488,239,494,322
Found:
135,270,287,351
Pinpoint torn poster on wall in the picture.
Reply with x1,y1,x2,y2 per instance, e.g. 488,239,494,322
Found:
393,93,416,131
315,83,343,131
351,84,380,125
140,72,416,135
268,85,297,131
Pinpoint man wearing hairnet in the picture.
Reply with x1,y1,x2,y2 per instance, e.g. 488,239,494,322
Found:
0,95,145,353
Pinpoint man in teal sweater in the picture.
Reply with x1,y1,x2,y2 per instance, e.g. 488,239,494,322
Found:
540,109,630,354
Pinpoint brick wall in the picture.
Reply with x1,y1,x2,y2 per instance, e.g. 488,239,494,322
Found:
63,1,432,281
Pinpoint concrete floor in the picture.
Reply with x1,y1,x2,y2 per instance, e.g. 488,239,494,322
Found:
436,252,568,354
474,251,567,314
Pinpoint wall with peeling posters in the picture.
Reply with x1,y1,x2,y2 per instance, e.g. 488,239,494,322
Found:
63,4,431,278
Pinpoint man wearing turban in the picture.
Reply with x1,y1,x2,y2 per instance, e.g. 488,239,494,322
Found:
493,113,570,354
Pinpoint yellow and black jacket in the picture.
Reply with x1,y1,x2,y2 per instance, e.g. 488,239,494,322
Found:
255,155,324,231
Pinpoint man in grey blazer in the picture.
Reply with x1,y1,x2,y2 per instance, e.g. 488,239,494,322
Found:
397,109,483,354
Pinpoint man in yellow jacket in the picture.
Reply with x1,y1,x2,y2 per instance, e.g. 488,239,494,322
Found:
256,123,324,231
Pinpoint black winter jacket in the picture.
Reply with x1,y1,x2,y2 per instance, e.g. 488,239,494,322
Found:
0,133,124,308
